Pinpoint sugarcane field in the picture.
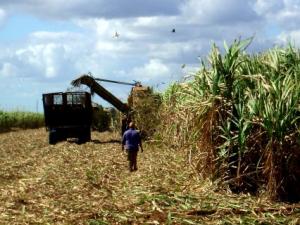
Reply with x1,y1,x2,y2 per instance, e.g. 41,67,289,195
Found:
1,39,300,225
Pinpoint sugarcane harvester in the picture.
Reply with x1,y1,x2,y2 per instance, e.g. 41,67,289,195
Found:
71,74,139,135
42,73,158,144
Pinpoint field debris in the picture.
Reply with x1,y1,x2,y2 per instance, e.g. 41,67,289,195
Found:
0,128,299,224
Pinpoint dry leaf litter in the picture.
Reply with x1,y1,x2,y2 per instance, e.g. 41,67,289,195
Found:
0,129,299,224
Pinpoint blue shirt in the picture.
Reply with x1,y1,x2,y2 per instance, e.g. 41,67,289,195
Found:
122,128,141,151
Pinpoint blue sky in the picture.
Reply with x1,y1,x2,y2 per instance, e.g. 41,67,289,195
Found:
0,14,82,42
0,0,299,112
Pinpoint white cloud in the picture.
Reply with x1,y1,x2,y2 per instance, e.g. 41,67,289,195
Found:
2,0,300,111
0,8,6,26
10,42,72,79
276,7,300,30
254,0,283,15
2,31,98,81
254,0,300,31
0,0,184,19
0,2,274,85
181,0,259,25
131,59,171,83
0,62,17,77
277,30,300,45
29,31,79,41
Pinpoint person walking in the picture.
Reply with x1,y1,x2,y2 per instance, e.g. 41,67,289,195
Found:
122,122,143,172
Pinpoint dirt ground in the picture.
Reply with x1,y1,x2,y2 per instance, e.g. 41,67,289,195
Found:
0,128,299,225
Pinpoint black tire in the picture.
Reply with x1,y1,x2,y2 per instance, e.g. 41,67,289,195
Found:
78,127,91,144
85,128,91,142
49,132,56,145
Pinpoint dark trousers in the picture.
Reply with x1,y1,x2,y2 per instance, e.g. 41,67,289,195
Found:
127,149,138,171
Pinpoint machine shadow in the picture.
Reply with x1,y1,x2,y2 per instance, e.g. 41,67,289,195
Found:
91,139,121,144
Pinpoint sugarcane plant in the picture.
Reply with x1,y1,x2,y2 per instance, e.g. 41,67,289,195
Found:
157,38,300,201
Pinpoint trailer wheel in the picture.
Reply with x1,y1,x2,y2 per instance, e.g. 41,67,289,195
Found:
85,128,91,142
49,132,57,145
78,128,91,144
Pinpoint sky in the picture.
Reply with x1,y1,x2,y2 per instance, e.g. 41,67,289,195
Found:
0,0,300,112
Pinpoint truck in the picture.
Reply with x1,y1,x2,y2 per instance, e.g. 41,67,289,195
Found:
42,91,92,144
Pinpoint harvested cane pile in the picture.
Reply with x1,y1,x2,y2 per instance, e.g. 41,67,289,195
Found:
157,38,300,202
0,128,299,224
128,86,161,138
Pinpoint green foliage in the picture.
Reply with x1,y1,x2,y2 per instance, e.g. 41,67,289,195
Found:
158,38,300,200
0,110,44,132
92,105,112,132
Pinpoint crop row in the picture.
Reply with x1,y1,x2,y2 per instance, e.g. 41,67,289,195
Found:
0,110,44,132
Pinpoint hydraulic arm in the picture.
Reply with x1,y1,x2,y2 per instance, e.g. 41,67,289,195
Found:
71,74,130,113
